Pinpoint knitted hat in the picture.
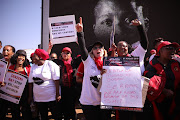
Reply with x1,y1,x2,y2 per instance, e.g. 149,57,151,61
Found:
30,53,34,58
34,49,49,60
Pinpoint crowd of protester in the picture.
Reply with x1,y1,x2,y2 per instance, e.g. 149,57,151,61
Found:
0,16,180,120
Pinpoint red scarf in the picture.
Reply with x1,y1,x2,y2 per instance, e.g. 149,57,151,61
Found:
62,57,73,87
94,57,103,70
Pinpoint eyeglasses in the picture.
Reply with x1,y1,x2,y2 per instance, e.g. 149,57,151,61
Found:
62,52,70,54
93,46,103,50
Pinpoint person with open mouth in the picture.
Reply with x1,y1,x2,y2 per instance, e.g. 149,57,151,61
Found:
76,17,111,120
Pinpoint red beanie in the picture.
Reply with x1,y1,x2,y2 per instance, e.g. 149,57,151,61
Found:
30,53,34,58
34,49,49,60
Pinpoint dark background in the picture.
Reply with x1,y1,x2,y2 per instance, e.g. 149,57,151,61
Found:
49,0,180,58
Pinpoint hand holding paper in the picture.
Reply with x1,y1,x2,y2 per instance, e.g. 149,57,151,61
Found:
76,17,83,32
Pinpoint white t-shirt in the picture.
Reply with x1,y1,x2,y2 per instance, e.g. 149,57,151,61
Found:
131,44,146,75
79,55,101,105
29,60,60,102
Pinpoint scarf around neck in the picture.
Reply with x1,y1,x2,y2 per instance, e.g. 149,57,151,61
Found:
94,57,103,70
62,57,73,87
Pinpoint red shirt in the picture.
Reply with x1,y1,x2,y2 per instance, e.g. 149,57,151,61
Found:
9,65,31,76
76,62,84,78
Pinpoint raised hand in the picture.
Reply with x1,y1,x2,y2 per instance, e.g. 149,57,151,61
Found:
111,43,117,51
48,40,53,49
130,19,142,26
76,17,83,32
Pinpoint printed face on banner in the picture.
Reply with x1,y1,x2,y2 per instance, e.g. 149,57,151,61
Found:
93,0,149,49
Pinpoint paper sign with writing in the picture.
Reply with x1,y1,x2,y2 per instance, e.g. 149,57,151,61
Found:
0,59,8,84
48,15,77,44
0,69,28,104
101,57,143,109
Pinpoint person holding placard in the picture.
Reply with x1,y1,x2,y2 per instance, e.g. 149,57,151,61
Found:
110,19,148,120
53,47,79,120
76,17,111,120
144,41,180,120
8,50,32,120
28,49,61,120
111,19,148,75
0,45,15,120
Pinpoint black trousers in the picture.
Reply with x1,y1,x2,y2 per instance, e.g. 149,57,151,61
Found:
36,101,59,120
81,105,111,120
11,101,32,120
0,98,32,120
57,86,77,120
0,99,9,120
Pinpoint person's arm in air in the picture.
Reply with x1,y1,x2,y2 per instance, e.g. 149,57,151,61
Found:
47,40,53,54
110,43,117,57
76,17,88,61
131,19,149,50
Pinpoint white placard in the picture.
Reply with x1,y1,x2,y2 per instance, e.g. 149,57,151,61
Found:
48,15,77,44
0,59,8,83
0,69,28,104
101,57,143,108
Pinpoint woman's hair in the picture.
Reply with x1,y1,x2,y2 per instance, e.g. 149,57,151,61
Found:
89,47,108,59
10,50,30,67
5,45,16,53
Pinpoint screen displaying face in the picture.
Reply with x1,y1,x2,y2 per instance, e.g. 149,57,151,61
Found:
93,0,148,49
49,0,179,57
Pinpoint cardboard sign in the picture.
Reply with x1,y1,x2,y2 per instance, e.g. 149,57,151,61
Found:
101,57,143,111
0,69,28,104
0,59,8,84
141,76,150,106
48,15,77,44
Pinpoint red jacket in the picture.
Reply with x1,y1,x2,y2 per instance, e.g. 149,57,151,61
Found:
9,64,31,76
144,56,180,120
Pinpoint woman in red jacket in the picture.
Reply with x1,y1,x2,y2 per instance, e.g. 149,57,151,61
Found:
144,41,180,120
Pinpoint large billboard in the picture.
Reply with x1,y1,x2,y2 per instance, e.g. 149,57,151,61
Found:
49,0,179,57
